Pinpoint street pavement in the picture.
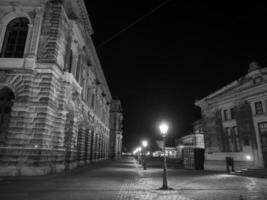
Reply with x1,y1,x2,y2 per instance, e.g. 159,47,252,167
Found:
0,157,267,200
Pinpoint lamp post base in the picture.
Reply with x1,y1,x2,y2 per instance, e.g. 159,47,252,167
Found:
158,186,173,190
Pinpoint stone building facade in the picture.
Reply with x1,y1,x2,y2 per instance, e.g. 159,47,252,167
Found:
109,98,123,159
195,63,267,171
0,0,112,176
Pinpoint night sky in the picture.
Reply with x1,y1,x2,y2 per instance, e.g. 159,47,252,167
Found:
85,1,267,151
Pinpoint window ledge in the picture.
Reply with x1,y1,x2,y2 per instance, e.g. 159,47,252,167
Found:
222,119,236,123
254,113,266,117
0,57,25,69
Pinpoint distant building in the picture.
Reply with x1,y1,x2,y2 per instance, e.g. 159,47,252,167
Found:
195,63,267,171
193,119,204,135
181,134,205,148
152,147,177,159
175,133,204,160
109,98,123,159
0,0,113,176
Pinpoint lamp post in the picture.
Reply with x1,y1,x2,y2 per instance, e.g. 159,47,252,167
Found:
142,140,148,170
159,123,169,190
138,147,142,164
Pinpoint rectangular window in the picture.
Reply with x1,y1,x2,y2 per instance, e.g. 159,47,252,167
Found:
258,122,267,134
220,130,226,152
230,108,235,120
223,109,228,121
255,101,263,115
226,127,232,152
233,126,242,152
226,127,242,152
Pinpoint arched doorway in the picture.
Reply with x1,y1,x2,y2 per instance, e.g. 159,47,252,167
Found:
0,87,15,144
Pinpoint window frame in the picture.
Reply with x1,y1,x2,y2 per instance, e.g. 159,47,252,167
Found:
223,109,228,121
230,108,235,120
258,122,267,134
255,101,264,115
224,126,242,152
233,126,242,152
0,17,29,58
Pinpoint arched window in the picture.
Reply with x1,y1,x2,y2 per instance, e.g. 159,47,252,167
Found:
1,17,29,58
0,87,15,142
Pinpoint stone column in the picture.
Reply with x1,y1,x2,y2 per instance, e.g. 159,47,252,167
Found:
93,132,97,162
77,125,86,166
0,22,4,51
103,135,106,160
99,134,102,161
105,135,108,160
106,136,109,159
102,134,105,160
101,134,104,160
96,133,100,161
30,9,43,57
98,134,102,161
64,112,78,170
84,128,90,164
89,130,94,162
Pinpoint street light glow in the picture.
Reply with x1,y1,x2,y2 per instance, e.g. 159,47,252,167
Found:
142,140,148,148
246,155,252,161
159,123,169,136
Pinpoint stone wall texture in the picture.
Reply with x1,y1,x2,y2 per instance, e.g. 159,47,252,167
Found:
0,0,111,176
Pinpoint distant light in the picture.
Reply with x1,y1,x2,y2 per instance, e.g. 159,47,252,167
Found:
142,140,148,148
159,123,169,136
34,145,38,148
246,155,252,161
138,147,142,152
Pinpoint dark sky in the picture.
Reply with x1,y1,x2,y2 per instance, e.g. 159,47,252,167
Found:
85,1,267,151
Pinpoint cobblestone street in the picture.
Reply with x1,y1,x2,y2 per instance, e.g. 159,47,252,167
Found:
0,157,266,200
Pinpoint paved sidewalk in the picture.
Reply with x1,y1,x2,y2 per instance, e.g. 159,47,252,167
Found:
115,159,267,200
0,157,266,200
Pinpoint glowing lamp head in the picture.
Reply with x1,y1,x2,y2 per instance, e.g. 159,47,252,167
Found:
246,155,252,161
142,140,148,148
159,123,169,137
138,147,142,152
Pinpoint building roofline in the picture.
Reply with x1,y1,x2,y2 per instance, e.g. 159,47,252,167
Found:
195,63,267,107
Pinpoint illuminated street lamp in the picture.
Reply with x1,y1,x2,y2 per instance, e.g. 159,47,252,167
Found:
159,122,169,190
142,140,148,170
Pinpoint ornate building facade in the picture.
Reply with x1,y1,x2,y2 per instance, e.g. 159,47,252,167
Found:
0,0,112,176
109,98,123,159
195,63,267,171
